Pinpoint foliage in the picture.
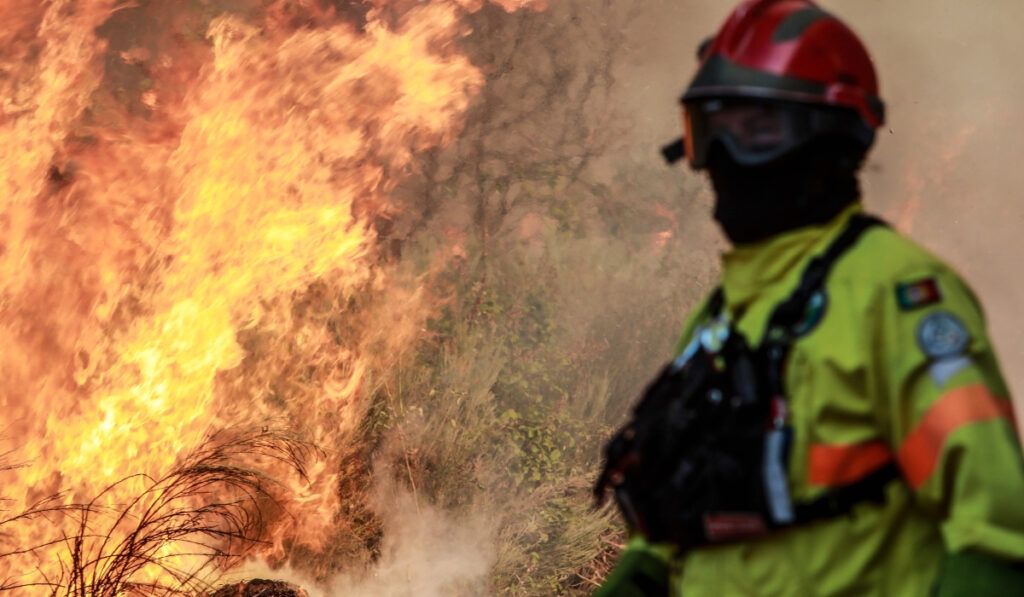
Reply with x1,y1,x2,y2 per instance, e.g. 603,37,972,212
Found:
356,4,717,594
372,152,705,595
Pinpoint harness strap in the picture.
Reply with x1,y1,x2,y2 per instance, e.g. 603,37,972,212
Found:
706,286,726,320
793,462,901,522
708,214,896,525
761,214,886,398
770,215,894,522
767,214,886,332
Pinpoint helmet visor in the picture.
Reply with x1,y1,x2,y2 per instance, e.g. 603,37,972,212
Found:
683,98,812,169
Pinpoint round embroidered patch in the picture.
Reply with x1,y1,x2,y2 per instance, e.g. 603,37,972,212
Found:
916,311,970,358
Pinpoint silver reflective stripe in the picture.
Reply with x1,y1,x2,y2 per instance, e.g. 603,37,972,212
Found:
675,313,732,372
764,428,795,524
929,355,972,388
673,335,702,371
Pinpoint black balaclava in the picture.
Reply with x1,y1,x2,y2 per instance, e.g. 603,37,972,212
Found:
706,134,866,245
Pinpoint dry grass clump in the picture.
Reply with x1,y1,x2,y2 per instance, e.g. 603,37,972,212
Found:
0,429,316,596
371,227,700,594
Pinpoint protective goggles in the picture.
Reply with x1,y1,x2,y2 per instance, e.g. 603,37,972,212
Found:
662,98,871,169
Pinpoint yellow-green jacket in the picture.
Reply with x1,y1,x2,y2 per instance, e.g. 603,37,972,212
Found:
609,204,1024,596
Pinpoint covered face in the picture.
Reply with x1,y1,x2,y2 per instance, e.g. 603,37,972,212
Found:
661,0,884,244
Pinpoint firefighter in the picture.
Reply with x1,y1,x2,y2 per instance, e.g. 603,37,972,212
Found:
593,1,1024,595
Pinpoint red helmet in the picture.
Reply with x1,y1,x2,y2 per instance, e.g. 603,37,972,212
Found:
664,0,884,169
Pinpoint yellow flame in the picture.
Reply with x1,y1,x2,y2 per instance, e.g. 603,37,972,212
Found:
2,0,546,590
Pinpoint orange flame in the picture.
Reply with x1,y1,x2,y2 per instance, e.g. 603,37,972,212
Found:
0,0,542,591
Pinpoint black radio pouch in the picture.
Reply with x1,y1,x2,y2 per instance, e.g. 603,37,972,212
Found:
594,215,899,550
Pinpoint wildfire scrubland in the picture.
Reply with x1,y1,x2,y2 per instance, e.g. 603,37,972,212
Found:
0,0,701,594
4,0,1020,595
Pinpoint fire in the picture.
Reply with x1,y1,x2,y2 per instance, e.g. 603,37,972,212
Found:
0,0,542,592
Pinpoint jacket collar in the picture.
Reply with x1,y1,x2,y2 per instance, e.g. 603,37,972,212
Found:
719,202,864,311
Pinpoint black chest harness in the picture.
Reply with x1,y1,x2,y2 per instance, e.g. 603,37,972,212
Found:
595,215,901,550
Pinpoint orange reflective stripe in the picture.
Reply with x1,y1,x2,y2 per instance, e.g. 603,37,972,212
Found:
809,440,892,487
898,383,1014,489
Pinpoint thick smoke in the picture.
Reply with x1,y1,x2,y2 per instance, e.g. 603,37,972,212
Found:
223,477,495,596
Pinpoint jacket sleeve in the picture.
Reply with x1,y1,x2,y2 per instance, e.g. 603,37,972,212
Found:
873,264,1024,562
932,549,1024,597
593,535,673,597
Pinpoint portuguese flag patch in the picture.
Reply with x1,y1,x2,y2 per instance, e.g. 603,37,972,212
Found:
896,278,942,310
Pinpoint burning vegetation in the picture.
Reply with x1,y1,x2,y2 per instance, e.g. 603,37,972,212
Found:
1,0,706,595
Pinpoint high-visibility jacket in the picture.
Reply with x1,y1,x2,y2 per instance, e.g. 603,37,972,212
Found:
625,203,1024,596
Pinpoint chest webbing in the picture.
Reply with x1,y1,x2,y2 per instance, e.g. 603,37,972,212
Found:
710,214,902,521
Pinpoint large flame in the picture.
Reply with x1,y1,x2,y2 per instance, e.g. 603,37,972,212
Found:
0,0,541,591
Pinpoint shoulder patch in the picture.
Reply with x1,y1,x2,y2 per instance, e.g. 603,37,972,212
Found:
896,278,943,311
917,311,970,359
